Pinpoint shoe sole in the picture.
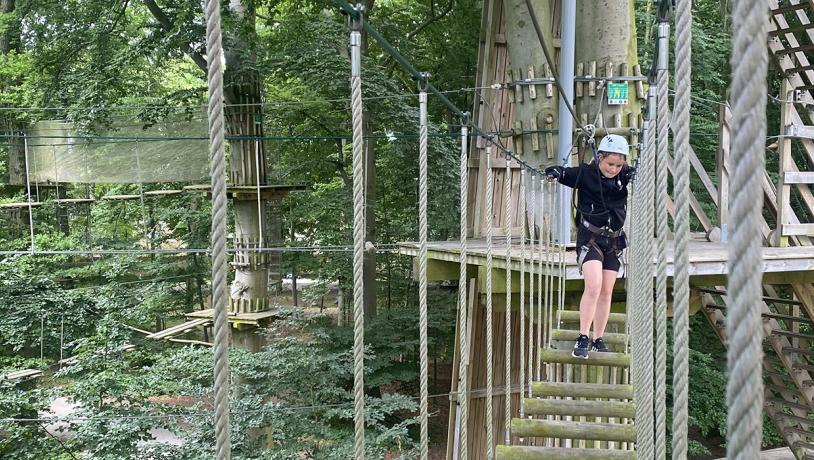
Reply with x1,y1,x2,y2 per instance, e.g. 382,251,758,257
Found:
571,350,589,359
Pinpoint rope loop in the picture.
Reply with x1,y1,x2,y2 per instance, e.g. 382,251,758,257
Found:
418,72,431,92
349,3,365,29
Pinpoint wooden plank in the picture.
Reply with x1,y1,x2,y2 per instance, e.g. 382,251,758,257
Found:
782,223,814,236
524,399,635,419
528,65,537,99
496,445,637,459
0,201,43,209
588,61,597,97
2,369,43,380
146,318,211,339
511,419,636,443
784,171,814,184
717,105,731,229
576,62,584,98
633,64,645,99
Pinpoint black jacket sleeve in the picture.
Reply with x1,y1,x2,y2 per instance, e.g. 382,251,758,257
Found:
557,165,584,189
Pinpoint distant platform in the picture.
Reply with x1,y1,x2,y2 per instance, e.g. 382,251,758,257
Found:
186,308,282,327
400,236,814,286
183,184,306,200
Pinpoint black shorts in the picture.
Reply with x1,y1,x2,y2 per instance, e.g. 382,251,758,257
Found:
576,226,625,272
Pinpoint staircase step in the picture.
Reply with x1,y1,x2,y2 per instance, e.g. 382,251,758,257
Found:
559,310,626,325
496,445,637,460
540,348,630,368
767,397,811,412
773,329,814,341
775,411,814,427
783,347,814,357
550,329,627,345
511,418,636,442
531,382,633,400
524,398,635,419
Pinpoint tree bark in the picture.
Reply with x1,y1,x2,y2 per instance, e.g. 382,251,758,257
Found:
0,0,18,55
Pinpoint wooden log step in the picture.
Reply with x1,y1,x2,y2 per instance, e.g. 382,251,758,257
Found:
1,369,43,381
511,418,636,442
540,348,630,368
524,398,635,419
146,318,211,340
559,310,626,325
496,445,637,460
531,381,633,400
550,329,627,345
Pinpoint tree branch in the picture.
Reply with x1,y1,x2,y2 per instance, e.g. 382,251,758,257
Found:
142,0,208,73
406,0,454,39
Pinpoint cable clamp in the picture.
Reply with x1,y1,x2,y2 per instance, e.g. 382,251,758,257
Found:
349,3,365,31
417,72,431,92
584,124,596,142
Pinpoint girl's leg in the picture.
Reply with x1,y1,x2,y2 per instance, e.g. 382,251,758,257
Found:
578,260,603,335
592,269,619,338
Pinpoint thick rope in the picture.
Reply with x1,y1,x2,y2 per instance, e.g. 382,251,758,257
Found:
530,176,540,382
203,0,231,458
646,86,666,458
519,169,527,406
350,20,366,460
520,170,530,399
504,157,512,445
655,20,670,460
537,177,544,359
726,1,768,458
485,153,494,460
672,1,692,458
418,87,429,460
456,132,471,460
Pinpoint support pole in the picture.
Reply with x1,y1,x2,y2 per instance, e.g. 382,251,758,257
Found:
555,0,576,244
417,73,430,460
349,7,367,459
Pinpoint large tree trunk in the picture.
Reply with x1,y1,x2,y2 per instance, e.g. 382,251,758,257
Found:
0,0,18,55
223,1,271,315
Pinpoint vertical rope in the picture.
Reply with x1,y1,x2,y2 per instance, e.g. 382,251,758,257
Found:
537,177,544,360
531,176,540,382
22,137,35,253
457,134,472,460
203,0,231,457
655,20,670,460
504,155,513,445
520,170,530,399
672,1,692,457
349,13,367,459
643,86,665,458
485,153,495,460
417,82,429,460
519,169,528,406
726,0,768,458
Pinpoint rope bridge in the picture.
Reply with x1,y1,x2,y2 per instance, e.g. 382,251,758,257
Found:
197,0,768,458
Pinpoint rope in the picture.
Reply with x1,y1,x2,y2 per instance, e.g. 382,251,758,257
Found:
202,0,231,457
530,176,540,382
418,81,430,460
504,154,513,445
349,11,367,459
456,125,471,460
655,19,671,460
22,137,36,253
537,177,544,363
726,0,768,457
519,169,528,406
644,86,666,458
485,153,494,460
672,0,692,457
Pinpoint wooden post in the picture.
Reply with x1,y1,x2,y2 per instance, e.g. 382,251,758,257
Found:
717,105,732,239
777,78,793,247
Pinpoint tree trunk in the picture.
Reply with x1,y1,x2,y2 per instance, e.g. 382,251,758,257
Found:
0,0,18,55
223,0,270,315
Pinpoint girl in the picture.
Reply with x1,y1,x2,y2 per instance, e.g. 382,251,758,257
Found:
544,134,635,359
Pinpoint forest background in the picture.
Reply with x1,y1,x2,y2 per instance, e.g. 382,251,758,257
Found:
0,0,786,458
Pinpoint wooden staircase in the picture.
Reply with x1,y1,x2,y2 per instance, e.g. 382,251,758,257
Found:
701,288,814,460
496,309,636,459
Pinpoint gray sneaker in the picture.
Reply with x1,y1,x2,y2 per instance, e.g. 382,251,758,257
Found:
572,334,590,359
591,337,610,352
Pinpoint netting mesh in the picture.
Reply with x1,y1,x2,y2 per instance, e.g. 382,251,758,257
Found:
26,118,210,184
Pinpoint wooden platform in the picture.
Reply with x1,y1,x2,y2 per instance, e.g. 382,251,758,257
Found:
183,184,306,200
400,236,814,285
146,318,211,340
185,308,282,327
1,369,43,381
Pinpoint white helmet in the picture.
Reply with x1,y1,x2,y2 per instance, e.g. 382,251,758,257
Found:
597,134,629,156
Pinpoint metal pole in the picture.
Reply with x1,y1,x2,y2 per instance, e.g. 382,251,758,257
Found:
555,0,576,244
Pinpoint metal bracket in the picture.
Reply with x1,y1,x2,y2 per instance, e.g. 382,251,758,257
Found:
349,3,365,31
417,72,431,92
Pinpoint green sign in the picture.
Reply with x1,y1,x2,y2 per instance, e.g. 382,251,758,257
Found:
607,83,629,105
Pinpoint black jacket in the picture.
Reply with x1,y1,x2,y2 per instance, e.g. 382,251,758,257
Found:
556,162,632,231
